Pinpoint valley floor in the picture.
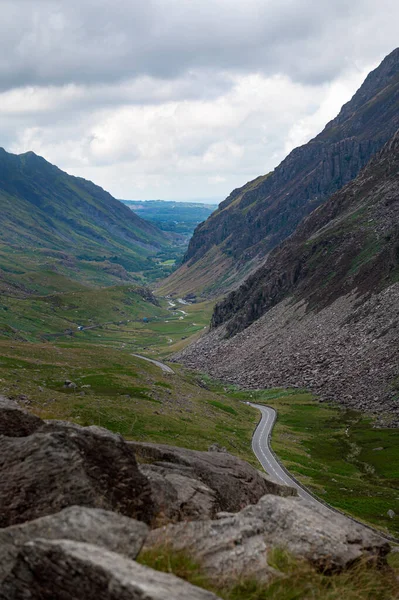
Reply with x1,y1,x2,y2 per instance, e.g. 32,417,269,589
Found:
0,284,398,538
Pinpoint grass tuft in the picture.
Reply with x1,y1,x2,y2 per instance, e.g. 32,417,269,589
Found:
138,545,399,600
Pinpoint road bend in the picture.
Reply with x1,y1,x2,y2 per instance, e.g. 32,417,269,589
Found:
131,354,175,374
250,403,339,513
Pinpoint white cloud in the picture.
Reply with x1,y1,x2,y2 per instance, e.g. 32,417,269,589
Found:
0,0,397,200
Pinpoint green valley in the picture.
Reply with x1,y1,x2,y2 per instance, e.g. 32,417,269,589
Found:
121,200,218,239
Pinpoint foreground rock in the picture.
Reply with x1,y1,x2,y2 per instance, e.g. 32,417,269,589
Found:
131,441,296,521
0,506,148,582
0,396,42,437
0,539,221,600
0,421,154,527
140,463,218,523
145,495,390,582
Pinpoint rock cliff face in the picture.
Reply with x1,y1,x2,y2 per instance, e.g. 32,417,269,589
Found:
173,132,399,420
212,131,399,335
162,48,399,297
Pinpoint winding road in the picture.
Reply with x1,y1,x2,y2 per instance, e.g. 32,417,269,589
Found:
251,403,398,542
131,354,175,374
251,403,341,513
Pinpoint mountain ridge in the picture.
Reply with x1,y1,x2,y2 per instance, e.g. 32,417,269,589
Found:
173,129,399,422
161,47,399,298
0,148,171,291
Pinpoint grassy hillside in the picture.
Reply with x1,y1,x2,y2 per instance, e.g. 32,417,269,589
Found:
0,282,214,351
0,340,258,465
0,148,175,289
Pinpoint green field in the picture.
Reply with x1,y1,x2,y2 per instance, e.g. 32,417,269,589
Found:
0,282,214,352
0,340,258,466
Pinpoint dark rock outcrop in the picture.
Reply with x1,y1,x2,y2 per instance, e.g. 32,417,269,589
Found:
0,396,42,437
0,506,148,582
0,420,154,527
145,495,391,582
211,131,399,336
131,441,296,519
163,48,399,297
0,539,221,600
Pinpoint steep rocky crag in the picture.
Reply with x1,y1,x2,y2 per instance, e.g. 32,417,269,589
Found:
162,48,399,297
173,132,399,420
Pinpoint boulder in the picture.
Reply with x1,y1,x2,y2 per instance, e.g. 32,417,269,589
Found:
0,422,154,527
145,495,390,582
0,539,221,600
0,506,148,582
140,463,217,523
0,396,43,437
130,441,296,516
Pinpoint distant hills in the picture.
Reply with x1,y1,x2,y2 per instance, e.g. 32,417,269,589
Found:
121,200,218,238
162,47,399,298
0,150,173,294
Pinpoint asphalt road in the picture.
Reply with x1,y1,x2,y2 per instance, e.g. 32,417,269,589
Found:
250,403,331,509
131,354,175,374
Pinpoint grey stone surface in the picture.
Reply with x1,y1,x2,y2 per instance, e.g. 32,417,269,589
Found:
145,495,391,581
131,441,296,519
140,463,217,523
0,539,222,600
0,422,154,527
0,506,148,582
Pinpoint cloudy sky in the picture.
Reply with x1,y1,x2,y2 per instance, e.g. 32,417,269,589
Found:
1,0,398,201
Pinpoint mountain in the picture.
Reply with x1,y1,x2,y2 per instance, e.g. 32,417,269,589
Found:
161,47,399,298
173,131,399,422
0,149,171,292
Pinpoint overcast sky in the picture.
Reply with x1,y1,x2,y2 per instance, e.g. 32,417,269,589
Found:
1,0,398,201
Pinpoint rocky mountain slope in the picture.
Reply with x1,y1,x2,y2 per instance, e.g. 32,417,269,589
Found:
0,149,170,289
173,131,399,422
162,47,399,298
0,398,394,599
